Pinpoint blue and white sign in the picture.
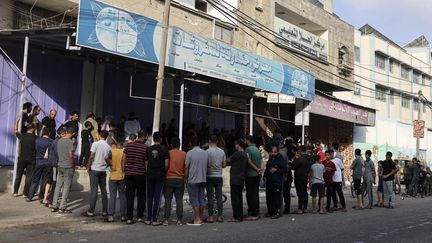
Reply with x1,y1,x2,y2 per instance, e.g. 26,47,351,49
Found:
77,0,315,100
77,0,159,63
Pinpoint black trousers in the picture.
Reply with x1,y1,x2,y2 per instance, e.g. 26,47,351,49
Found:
294,178,308,210
283,178,292,212
230,184,244,221
325,184,334,210
78,144,91,166
332,182,346,208
125,175,146,221
266,184,282,216
14,160,35,196
245,176,260,217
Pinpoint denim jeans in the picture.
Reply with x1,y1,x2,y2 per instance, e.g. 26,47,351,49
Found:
108,179,126,217
206,177,223,216
147,177,165,221
88,170,108,213
383,180,395,207
28,164,50,200
164,179,185,220
52,167,74,209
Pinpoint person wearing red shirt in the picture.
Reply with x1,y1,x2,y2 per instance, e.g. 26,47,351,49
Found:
322,150,336,213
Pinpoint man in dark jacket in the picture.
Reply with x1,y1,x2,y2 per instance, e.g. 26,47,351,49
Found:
291,146,312,214
264,145,287,219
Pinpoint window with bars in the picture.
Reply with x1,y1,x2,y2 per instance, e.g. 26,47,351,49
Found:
375,53,386,70
389,60,395,74
355,46,360,62
354,81,361,95
413,72,421,84
402,96,410,108
375,86,387,102
389,91,398,104
414,99,420,111
401,66,410,79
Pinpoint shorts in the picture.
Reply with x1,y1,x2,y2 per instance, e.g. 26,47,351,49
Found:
310,183,325,198
187,183,206,207
353,178,362,195
46,166,54,184
377,177,384,192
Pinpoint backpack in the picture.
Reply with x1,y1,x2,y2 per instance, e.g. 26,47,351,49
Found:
47,138,60,166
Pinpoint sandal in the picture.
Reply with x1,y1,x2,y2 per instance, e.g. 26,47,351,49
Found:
228,218,242,223
126,220,135,225
152,221,162,226
204,218,214,223
176,220,183,226
162,220,169,226
143,220,152,225
104,216,114,222
217,216,224,223
81,211,95,217
58,208,72,214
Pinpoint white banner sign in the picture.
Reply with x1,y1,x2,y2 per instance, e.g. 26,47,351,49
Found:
267,93,296,104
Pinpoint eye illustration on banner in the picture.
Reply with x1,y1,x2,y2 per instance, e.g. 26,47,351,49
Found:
86,1,147,56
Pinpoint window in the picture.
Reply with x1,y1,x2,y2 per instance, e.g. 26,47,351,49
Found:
375,53,386,70
389,60,395,74
422,76,429,86
401,66,410,79
354,81,361,95
414,99,420,111
338,46,349,65
413,71,421,84
354,46,360,62
423,102,427,113
402,96,410,108
389,91,398,104
215,24,233,44
375,86,387,102
195,0,207,12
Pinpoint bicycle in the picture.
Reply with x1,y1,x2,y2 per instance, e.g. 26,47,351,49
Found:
184,193,228,215
350,180,368,198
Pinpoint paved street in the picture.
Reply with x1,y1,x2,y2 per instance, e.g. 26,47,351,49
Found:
1,189,432,243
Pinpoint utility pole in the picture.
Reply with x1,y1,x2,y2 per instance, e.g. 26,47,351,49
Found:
416,90,422,158
152,0,171,136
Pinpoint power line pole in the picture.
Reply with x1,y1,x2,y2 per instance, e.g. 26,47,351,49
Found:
152,0,171,136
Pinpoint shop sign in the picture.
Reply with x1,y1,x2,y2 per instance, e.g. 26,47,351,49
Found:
267,93,295,104
274,16,328,62
77,0,315,100
309,94,375,126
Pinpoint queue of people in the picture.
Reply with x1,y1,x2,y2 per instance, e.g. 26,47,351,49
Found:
14,102,428,227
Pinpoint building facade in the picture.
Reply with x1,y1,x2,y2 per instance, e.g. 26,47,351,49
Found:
336,25,432,164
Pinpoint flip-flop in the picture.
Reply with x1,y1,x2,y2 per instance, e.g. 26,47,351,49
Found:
152,222,162,226
176,220,183,226
126,220,135,225
143,220,151,225
217,217,224,223
204,218,214,223
186,221,203,226
228,218,242,223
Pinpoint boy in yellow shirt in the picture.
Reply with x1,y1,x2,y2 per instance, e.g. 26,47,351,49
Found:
105,138,126,222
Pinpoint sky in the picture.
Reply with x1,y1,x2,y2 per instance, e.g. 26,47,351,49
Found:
332,0,432,46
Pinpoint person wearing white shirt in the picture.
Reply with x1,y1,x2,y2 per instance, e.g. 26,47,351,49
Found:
82,130,111,217
331,153,347,212
124,112,141,138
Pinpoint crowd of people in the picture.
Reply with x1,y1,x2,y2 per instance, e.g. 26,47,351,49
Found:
12,102,432,226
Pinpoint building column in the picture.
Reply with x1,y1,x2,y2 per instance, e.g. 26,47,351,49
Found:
80,61,105,121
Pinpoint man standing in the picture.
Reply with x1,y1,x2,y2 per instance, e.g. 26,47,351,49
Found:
15,102,32,134
41,109,57,140
331,150,346,212
123,130,147,224
244,135,263,221
82,131,111,217
322,150,336,213
205,135,226,223
409,158,421,197
382,152,397,208
146,132,169,226
363,150,376,209
350,149,364,209
51,127,75,213
292,146,311,214
264,146,287,219
84,112,99,141
124,112,141,139
185,137,208,226
309,155,325,214
225,139,247,222
64,111,79,135
163,138,187,226
27,127,53,201
13,123,37,198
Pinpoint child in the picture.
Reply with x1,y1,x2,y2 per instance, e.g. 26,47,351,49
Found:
105,138,126,222
309,155,326,214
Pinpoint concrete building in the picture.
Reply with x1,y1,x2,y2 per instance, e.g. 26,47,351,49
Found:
336,25,432,164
